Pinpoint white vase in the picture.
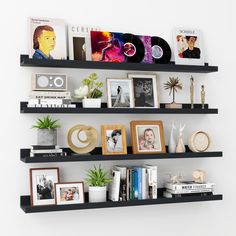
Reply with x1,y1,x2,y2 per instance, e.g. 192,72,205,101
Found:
82,98,101,108
88,186,107,203
176,137,186,153
168,123,176,153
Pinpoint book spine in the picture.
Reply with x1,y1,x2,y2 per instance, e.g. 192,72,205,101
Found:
30,152,67,158
166,188,214,194
134,169,138,199
130,169,135,200
126,169,130,201
141,168,148,200
137,168,142,200
165,182,215,191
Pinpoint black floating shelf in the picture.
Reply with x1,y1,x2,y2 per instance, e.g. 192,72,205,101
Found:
20,191,223,213
20,146,222,163
20,102,218,114
20,55,218,73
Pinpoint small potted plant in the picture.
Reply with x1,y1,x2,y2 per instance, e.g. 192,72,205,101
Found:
74,73,103,108
85,165,112,203
32,115,60,146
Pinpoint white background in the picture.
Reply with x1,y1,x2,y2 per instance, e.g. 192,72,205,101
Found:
0,0,235,235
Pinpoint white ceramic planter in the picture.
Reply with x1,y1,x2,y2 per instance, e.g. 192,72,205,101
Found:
88,186,107,203
37,129,57,145
82,98,101,108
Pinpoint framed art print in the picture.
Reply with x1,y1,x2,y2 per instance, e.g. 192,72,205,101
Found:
101,124,127,155
106,78,134,108
30,168,60,206
55,182,85,205
173,28,205,65
128,74,159,108
130,120,166,154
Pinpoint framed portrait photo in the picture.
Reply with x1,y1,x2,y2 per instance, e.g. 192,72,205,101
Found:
30,168,60,206
55,182,85,205
173,28,205,65
106,78,134,108
130,121,166,154
127,74,159,108
101,125,127,155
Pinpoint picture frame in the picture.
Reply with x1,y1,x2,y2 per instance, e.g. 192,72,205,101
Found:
30,168,60,206
127,74,159,108
101,124,127,155
55,182,85,205
130,120,166,154
173,28,205,65
106,78,134,108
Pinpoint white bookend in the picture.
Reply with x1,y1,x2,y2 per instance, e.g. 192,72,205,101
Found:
108,170,121,202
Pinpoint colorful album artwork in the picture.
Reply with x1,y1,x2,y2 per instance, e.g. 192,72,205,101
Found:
173,28,205,65
29,17,67,60
137,35,152,64
91,31,125,62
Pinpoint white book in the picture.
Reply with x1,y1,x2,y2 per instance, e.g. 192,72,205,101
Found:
144,165,158,199
165,181,215,191
141,167,148,200
30,148,62,154
108,170,121,202
165,188,214,194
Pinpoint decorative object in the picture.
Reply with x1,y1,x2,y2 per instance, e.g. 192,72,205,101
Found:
67,124,98,154
55,182,85,205
101,124,127,155
106,78,134,108
176,123,186,153
201,85,205,109
168,173,183,184
192,169,206,183
164,77,183,109
130,120,166,154
190,75,194,109
173,28,205,65
188,131,211,152
128,74,159,108
85,165,112,203
29,17,67,60
74,73,103,108
32,115,60,146
30,168,60,206
168,121,176,153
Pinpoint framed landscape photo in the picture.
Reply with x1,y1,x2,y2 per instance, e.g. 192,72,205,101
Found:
106,78,134,108
130,121,166,154
173,28,205,65
101,124,127,155
55,182,85,205
30,168,60,206
128,74,159,108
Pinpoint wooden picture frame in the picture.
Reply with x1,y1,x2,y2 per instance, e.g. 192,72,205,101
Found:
55,182,85,205
127,73,159,108
106,78,134,108
30,167,60,206
101,124,127,155
130,120,166,154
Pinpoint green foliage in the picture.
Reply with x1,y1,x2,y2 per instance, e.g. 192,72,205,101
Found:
82,73,103,98
32,115,60,130
85,165,112,187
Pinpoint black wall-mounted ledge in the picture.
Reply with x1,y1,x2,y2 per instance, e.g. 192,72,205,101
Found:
20,146,223,163
20,55,218,73
20,102,218,114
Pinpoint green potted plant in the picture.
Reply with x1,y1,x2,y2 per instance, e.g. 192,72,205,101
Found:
74,73,103,108
32,115,60,146
85,165,112,203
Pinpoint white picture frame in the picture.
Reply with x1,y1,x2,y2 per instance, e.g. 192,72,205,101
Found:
173,28,205,65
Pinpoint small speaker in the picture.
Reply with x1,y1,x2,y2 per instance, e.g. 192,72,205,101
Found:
32,73,68,91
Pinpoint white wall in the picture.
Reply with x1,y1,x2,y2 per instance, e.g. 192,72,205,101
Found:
0,0,235,235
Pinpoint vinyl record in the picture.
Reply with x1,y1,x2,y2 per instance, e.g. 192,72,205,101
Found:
123,33,145,63
151,36,171,63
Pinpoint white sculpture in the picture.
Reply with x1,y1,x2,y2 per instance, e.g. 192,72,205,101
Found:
176,123,186,153
168,173,183,184
168,121,176,153
193,169,205,183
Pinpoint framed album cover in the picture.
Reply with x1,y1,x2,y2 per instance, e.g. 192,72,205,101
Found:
29,17,67,60
101,124,127,155
173,28,205,65
55,182,85,205
107,78,134,108
130,120,166,154
30,168,60,206
128,74,159,108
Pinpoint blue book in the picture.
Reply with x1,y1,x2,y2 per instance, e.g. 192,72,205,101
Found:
134,167,142,200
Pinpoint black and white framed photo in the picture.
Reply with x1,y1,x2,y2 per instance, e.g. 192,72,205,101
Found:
55,182,85,205
128,74,159,108
106,78,134,108
173,28,205,65
30,168,59,206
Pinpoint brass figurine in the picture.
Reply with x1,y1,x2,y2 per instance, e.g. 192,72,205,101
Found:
201,85,205,109
190,75,194,109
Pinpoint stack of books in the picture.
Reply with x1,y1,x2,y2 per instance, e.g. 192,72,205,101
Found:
30,145,67,157
163,181,215,198
108,165,158,202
